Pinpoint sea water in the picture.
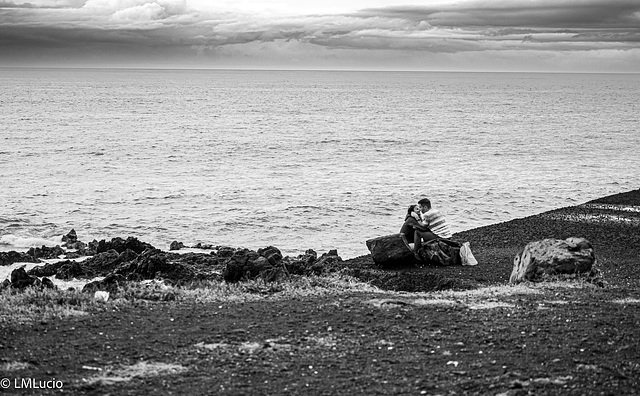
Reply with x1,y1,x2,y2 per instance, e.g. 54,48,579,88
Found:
1,68,638,259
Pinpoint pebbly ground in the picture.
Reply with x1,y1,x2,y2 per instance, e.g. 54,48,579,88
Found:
1,189,639,395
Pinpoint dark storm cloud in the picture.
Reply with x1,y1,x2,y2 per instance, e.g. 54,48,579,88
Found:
358,0,640,29
0,0,638,70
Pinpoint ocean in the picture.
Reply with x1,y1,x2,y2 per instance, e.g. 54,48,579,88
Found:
1,68,638,259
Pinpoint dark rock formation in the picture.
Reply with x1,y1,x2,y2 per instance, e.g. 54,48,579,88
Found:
10,267,37,289
26,245,65,260
96,237,155,255
28,260,71,277
82,274,125,294
510,237,597,284
223,249,274,283
62,229,78,244
169,241,185,251
366,233,415,268
258,246,283,265
41,277,56,289
307,250,344,275
55,261,86,280
116,249,194,282
285,249,318,275
0,251,39,266
193,243,215,249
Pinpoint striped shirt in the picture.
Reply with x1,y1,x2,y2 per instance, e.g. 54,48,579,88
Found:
420,208,452,238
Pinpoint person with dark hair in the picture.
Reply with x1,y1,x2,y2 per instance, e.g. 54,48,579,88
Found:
400,204,439,260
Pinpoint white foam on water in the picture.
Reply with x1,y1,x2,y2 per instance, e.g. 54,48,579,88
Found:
0,234,64,250
0,256,98,290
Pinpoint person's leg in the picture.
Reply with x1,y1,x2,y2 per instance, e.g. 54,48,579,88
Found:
415,230,438,250
439,238,462,248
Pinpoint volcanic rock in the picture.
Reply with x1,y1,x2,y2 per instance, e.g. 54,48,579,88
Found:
285,249,318,275
55,261,86,280
10,267,37,289
510,237,596,283
41,277,56,289
223,249,275,283
26,245,66,260
82,274,125,294
28,260,70,277
258,246,283,265
62,229,78,244
0,251,39,266
169,241,185,251
96,237,155,255
116,249,194,282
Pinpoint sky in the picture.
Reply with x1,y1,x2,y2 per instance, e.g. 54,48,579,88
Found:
0,0,639,71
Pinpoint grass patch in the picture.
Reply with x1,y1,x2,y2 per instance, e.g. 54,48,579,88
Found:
178,274,383,303
0,287,103,324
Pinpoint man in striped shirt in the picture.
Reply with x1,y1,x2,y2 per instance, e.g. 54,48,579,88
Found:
417,198,452,239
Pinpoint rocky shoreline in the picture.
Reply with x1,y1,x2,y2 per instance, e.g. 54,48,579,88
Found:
2,188,640,295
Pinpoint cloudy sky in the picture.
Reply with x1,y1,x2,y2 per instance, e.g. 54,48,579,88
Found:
1,0,639,71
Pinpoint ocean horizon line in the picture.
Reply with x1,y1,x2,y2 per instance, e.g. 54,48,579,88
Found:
2,66,638,75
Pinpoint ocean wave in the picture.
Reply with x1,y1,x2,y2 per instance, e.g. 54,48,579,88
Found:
0,234,63,249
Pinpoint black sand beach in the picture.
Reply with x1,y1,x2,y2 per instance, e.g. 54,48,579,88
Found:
1,189,639,395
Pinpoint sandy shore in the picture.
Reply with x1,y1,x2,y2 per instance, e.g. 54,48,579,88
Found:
1,188,639,395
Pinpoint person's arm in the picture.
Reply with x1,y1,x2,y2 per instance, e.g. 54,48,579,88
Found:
406,217,429,231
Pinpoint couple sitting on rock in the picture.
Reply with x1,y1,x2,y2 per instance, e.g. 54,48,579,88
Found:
400,198,478,266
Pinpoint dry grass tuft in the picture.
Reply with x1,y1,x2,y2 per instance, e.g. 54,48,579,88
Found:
83,361,187,386
179,274,383,303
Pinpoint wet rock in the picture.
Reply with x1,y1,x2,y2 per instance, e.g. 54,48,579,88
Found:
10,267,37,289
55,261,86,280
193,242,215,249
223,249,275,283
0,251,39,266
28,261,71,277
510,237,596,284
82,274,125,294
27,245,66,260
96,237,155,255
62,229,78,244
169,241,185,251
65,241,87,251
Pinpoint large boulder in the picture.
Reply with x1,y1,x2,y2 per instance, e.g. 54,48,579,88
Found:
366,234,415,268
510,237,596,284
